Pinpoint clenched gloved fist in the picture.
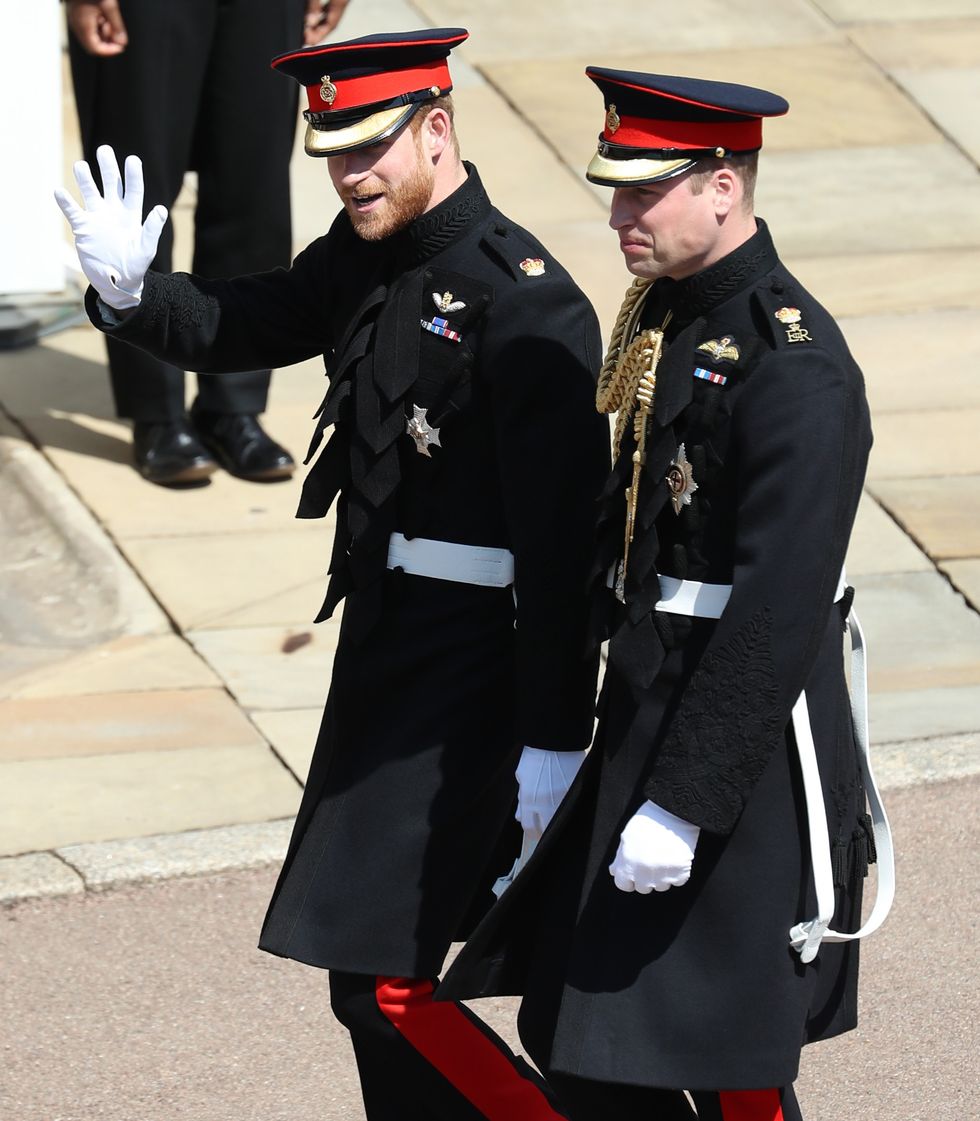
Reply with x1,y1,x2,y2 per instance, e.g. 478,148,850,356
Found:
515,746,586,844
54,144,167,310
609,799,701,894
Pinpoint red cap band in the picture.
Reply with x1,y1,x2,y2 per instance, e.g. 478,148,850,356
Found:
604,113,762,151
306,58,451,113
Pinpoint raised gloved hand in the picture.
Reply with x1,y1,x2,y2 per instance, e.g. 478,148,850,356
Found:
515,746,587,843
54,144,167,310
609,799,701,894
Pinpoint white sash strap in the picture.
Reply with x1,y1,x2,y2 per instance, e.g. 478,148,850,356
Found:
386,532,515,588
652,574,894,962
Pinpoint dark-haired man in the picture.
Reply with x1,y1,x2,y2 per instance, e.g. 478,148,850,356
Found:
56,28,609,1121
440,68,892,1121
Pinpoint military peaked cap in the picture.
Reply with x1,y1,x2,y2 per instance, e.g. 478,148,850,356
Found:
585,67,789,186
272,28,468,156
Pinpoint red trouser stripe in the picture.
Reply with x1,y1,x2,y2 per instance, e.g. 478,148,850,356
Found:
718,1089,786,1121
375,976,563,1121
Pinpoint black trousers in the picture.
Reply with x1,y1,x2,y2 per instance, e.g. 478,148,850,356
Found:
328,972,569,1121
544,1072,803,1121
68,0,305,420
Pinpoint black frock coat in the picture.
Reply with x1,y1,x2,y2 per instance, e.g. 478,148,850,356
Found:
86,167,611,977
439,221,876,1090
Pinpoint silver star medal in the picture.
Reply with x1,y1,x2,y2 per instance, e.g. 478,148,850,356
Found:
666,443,698,514
406,404,441,457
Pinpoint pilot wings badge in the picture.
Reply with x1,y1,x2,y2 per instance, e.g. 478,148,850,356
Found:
696,335,740,363
432,291,466,314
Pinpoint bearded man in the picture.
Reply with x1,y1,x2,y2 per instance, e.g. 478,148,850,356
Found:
56,28,609,1121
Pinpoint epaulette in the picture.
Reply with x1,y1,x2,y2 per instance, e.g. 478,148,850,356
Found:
752,275,817,350
481,221,553,284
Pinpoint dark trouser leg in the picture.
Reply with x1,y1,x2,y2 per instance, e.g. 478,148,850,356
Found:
691,1087,803,1121
542,1071,696,1121
188,0,305,417
328,971,569,1121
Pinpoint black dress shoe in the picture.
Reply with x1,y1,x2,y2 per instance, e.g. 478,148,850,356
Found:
191,410,295,481
132,419,218,485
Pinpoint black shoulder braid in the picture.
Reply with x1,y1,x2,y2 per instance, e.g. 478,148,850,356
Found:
645,607,782,834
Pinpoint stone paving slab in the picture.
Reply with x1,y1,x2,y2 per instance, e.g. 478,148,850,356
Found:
0,634,218,700
250,708,322,784
846,493,932,577
941,559,980,612
786,249,980,317
871,686,980,746
24,410,308,538
818,0,980,21
57,819,294,892
188,623,340,711
857,571,980,694
866,410,980,481
120,527,330,632
871,476,980,559
841,308,980,414
0,328,115,419
0,852,84,906
848,16,980,68
483,40,938,184
751,144,980,258
0,744,300,857
415,0,838,62
0,687,263,761
892,68,980,165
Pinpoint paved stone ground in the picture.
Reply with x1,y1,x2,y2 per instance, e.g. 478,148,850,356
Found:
1,778,975,1120
0,0,978,1113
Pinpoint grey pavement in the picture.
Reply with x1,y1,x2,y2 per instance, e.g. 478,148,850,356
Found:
1,778,975,1121
0,0,979,1113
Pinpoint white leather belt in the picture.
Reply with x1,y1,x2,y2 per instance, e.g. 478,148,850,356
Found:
386,532,515,588
653,573,895,963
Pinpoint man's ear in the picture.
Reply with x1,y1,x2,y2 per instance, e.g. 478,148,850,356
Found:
711,167,740,217
421,107,452,159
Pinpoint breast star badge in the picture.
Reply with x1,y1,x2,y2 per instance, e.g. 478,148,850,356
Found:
774,306,812,344
433,291,466,314
519,258,546,277
697,335,740,363
666,443,698,515
406,405,441,457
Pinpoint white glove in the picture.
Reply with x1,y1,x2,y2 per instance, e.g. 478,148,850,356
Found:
515,746,586,843
609,799,701,894
54,144,167,310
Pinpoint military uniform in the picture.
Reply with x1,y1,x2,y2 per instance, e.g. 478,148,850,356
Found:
83,28,609,1120
440,70,887,1121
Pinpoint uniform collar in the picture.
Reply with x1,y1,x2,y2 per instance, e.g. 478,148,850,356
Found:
654,218,778,324
399,162,491,264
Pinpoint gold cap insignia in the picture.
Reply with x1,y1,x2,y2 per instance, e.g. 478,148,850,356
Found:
319,75,337,107
433,291,466,314
666,443,698,515
774,307,801,324
606,103,621,135
519,258,546,277
697,335,740,363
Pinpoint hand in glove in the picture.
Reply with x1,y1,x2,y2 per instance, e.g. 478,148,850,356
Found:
515,747,587,844
54,144,167,310
609,799,701,894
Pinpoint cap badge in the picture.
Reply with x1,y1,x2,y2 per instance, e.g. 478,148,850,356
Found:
666,443,698,515
319,75,337,107
774,307,812,344
519,258,546,277
433,291,466,314
406,405,442,457
606,104,621,135
697,335,740,363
